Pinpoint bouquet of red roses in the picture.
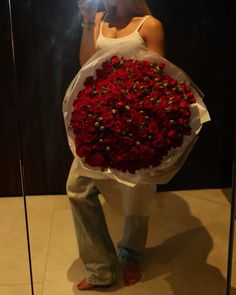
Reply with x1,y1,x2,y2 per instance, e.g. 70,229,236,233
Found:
70,56,196,174
63,43,210,185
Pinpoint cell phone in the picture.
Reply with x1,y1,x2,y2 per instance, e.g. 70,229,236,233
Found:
86,0,97,4
80,0,99,13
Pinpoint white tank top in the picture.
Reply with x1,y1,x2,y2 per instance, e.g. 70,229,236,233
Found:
95,13,152,51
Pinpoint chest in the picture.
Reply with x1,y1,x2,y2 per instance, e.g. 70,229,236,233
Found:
100,18,147,40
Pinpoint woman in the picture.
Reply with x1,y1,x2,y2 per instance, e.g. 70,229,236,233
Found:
67,0,165,290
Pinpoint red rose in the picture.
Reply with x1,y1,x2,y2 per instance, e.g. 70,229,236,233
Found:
147,122,158,134
110,56,121,65
168,130,177,139
86,153,104,167
186,92,196,103
84,76,94,87
77,146,90,157
178,118,188,125
96,68,105,78
70,55,195,173
179,100,189,108
130,146,140,159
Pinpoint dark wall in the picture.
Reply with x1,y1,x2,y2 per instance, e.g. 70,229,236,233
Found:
10,0,82,194
1,0,235,195
150,0,236,190
0,0,21,196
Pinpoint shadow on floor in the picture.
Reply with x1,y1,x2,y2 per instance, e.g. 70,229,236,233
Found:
142,226,235,294
67,190,236,294
221,188,232,204
142,191,236,295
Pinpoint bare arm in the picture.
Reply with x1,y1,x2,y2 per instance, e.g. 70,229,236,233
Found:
143,17,165,57
79,12,103,66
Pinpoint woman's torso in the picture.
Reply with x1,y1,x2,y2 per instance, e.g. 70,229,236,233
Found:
95,12,152,51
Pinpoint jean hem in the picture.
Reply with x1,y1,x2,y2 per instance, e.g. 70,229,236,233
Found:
86,277,118,285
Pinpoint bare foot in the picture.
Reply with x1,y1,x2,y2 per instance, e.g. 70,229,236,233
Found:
77,279,95,290
122,261,142,286
76,278,115,291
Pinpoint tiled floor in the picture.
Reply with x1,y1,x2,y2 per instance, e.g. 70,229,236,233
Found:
0,189,235,295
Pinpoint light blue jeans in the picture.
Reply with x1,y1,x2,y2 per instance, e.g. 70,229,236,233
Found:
66,157,154,285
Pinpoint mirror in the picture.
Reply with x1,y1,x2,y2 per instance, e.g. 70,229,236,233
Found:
228,126,236,294
231,200,236,294
0,0,32,294
6,0,236,294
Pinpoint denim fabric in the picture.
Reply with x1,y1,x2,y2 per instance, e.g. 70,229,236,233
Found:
117,215,149,263
69,194,119,285
66,157,154,284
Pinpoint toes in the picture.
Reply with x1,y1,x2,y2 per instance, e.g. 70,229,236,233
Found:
124,275,142,286
76,279,95,290
123,265,140,285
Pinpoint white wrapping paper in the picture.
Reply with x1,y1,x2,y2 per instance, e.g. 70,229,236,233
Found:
63,41,211,187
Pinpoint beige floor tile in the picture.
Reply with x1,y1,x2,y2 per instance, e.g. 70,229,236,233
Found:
42,196,79,284
26,195,56,283
165,188,231,206
110,191,235,293
32,283,43,295
0,284,31,295
179,192,231,276
231,221,236,289
42,276,174,295
1,190,235,294
42,190,236,294
0,197,31,285
151,192,230,272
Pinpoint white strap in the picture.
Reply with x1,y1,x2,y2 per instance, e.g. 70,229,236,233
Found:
99,13,151,35
99,12,108,35
135,15,152,32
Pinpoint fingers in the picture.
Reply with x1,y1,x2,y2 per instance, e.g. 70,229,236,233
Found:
77,0,98,19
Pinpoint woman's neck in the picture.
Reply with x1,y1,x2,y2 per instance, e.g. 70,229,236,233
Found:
109,5,135,20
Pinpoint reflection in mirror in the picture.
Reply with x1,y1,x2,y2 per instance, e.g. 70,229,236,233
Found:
0,0,31,294
234,216,236,295
231,206,236,294
229,125,236,294
9,0,236,294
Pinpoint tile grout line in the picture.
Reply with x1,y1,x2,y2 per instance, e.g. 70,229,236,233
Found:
171,189,231,207
40,197,57,295
182,193,230,207
0,282,31,286
154,189,230,207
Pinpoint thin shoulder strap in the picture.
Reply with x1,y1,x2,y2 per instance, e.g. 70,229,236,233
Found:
99,11,108,35
135,15,152,32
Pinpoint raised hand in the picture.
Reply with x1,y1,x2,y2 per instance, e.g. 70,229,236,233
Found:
77,0,99,21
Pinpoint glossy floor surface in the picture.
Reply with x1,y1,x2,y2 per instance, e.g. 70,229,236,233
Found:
0,188,235,295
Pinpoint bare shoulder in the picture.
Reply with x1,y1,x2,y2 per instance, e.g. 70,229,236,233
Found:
143,16,164,32
141,16,165,56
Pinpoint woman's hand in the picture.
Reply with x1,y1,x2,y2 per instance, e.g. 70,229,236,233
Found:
77,0,99,21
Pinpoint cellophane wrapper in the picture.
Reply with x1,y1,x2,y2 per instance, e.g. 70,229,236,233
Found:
63,42,211,187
